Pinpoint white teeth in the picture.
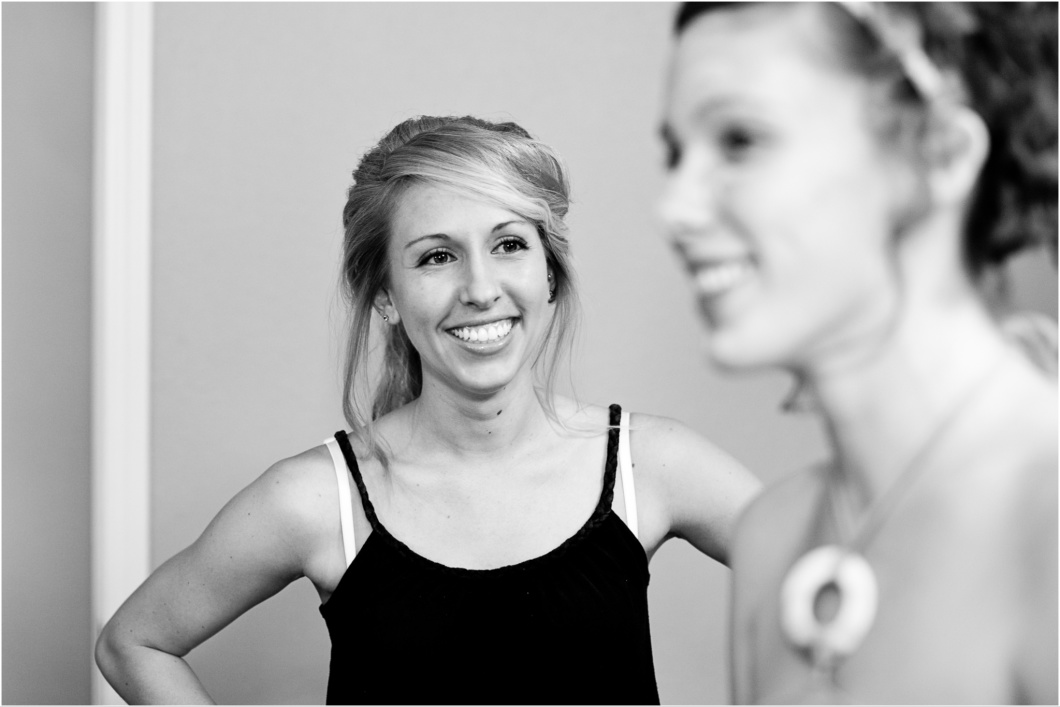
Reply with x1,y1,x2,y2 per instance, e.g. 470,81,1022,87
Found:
450,318,514,343
695,260,754,295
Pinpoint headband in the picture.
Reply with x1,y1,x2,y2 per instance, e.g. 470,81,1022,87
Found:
836,2,947,103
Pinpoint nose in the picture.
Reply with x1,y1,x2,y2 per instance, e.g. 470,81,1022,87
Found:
459,253,502,309
658,149,719,245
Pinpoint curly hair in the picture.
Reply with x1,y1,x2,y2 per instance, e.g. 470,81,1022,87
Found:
339,116,578,459
675,2,1058,276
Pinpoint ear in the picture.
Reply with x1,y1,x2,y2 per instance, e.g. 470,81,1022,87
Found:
373,288,400,325
923,105,990,207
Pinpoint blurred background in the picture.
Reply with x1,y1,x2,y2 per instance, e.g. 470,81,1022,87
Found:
4,2,1055,704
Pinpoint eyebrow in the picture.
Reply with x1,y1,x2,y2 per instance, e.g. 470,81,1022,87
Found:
663,95,760,140
403,233,450,250
403,220,527,250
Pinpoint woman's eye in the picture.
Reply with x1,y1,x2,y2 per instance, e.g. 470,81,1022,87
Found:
419,250,454,266
666,144,682,170
663,137,682,170
494,238,528,254
719,126,758,161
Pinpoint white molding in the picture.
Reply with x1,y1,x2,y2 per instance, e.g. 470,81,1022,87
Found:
91,3,154,704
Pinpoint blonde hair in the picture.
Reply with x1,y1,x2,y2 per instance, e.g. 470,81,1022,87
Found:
340,116,579,459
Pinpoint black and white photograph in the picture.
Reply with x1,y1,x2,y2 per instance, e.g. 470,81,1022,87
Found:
4,2,1057,704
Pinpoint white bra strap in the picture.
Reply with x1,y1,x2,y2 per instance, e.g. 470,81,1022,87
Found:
325,437,356,568
619,410,639,540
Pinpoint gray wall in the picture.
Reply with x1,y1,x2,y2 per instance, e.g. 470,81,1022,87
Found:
2,3,95,704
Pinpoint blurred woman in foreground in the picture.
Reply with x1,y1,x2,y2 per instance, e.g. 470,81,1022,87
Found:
660,2,1057,703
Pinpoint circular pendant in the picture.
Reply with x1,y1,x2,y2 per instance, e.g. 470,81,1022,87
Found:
780,545,878,664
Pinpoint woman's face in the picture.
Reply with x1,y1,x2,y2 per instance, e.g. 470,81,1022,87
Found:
383,181,553,398
660,5,911,372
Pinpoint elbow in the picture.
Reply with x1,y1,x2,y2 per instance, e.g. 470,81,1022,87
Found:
94,618,124,683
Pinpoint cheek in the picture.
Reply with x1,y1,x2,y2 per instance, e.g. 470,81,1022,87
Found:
391,278,449,344
753,155,894,272
509,256,550,301
392,279,428,316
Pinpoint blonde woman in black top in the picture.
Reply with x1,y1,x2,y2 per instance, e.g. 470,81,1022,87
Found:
96,115,761,704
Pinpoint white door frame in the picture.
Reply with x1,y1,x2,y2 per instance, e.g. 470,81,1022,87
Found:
91,3,154,704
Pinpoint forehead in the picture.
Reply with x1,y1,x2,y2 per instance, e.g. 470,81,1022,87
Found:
665,5,860,126
390,182,525,240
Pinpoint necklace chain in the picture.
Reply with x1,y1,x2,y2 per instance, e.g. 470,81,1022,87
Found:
826,350,1010,554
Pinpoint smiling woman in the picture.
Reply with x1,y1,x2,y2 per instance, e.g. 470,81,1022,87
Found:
94,114,762,705
383,185,549,399
339,118,579,446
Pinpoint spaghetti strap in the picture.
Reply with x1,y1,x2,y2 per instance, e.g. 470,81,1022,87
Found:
596,404,621,517
618,410,639,540
334,430,382,532
324,437,356,567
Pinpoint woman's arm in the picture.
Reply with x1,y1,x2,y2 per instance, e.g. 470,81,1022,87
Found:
95,451,335,703
628,414,761,565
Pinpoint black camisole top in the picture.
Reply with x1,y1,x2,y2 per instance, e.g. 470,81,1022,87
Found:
319,404,660,705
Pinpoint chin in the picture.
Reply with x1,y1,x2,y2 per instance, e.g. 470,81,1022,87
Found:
462,380,510,397
702,326,794,373
454,366,522,398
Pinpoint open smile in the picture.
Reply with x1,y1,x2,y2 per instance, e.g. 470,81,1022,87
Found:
692,258,756,297
446,317,516,345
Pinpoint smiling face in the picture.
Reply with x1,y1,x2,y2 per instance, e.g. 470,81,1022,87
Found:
381,182,553,399
661,4,915,372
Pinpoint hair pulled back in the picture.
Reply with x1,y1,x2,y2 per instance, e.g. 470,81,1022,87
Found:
676,2,1058,275
340,115,577,457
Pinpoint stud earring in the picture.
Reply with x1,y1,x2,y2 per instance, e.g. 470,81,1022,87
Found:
381,313,390,322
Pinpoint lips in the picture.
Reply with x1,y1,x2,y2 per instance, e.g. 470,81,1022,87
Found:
447,317,515,344
692,258,755,296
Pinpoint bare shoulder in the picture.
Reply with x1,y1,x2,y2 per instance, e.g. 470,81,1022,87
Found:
623,415,741,470
727,465,827,701
969,362,1057,521
730,465,825,574
238,442,342,556
624,411,761,562
731,465,823,535
983,368,1059,702
626,412,759,494
256,444,337,507
999,378,1057,548
1008,411,1058,525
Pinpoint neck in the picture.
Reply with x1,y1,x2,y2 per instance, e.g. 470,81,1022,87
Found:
402,375,554,462
806,250,1010,505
